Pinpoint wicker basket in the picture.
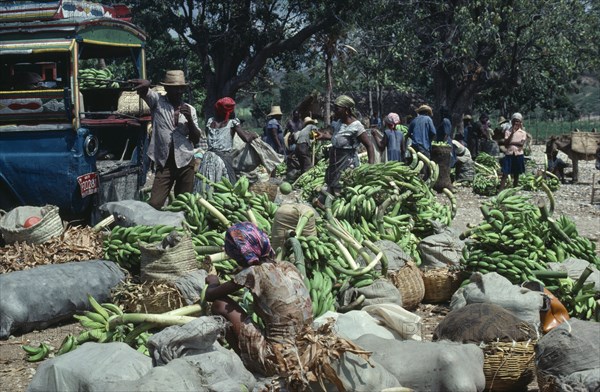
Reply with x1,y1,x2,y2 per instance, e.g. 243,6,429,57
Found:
0,205,64,245
389,261,425,310
117,86,164,116
482,340,536,392
140,234,198,283
422,268,462,304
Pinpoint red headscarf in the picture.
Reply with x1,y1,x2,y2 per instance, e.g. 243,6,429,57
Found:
215,97,236,122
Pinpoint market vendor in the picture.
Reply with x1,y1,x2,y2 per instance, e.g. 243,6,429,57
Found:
204,222,313,377
313,95,375,207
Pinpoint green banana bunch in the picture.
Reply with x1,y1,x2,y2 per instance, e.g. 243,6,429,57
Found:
474,152,501,171
554,275,599,321
518,173,560,192
22,342,51,362
308,263,337,318
55,334,77,356
294,160,328,201
163,192,208,234
103,224,179,270
78,67,119,89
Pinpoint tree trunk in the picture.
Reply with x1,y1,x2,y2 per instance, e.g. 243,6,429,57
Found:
432,63,479,138
431,144,453,192
324,38,335,126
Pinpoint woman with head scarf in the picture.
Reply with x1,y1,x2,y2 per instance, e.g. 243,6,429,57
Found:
372,112,405,162
204,222,313,377
194,97,258,193
314,95,375,206
499,112,528,190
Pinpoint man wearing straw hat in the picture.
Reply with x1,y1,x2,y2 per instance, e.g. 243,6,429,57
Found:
131,70,202,210
263,105,285,156
293,116,319,175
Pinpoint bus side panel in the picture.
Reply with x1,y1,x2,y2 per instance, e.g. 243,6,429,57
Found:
0,128,96,216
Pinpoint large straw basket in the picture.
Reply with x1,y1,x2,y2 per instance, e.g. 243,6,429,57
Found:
389,261,425,310
571,131,600,156
117,86,165,116
422,268,462,304
482,340,536,391
140,235,198,283
0,205,64,245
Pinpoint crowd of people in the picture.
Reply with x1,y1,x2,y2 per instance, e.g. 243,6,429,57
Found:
129,69,593,387
133,68,538,210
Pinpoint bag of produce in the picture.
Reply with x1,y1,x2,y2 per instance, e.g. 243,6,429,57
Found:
0,260,125,339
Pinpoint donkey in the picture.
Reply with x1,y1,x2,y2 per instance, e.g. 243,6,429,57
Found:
546,133,600,183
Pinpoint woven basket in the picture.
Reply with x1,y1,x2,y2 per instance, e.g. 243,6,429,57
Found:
117,91,149,116
422,268,462,304
0,205,64,245
482,340,536,392
389,261,425,310
140,234,198,283
571,131,600,156
117,86,164,116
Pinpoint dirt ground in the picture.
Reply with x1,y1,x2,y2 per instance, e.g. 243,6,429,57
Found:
1,144,598,392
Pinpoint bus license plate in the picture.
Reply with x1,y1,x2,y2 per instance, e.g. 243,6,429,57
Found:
77,173,99,197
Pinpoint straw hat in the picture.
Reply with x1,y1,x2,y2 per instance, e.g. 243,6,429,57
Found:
303,116,318,126
160,70,188,86
268,106,283,117
416,105,433,116
463,114,472,121
498,116,508,125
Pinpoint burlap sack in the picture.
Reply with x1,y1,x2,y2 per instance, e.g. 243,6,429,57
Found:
270,203,317,251
571,132,600,155
140,234,198,283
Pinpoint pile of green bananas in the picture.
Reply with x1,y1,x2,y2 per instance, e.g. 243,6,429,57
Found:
78,68,119,89
22,295,147,362
168,176,277,234
341,158,453,239
461,187,599,319
103,224,180,270
518,172,560,191
472,173,499,196
284,228,381,318
294,159,328,201
21,342,51,362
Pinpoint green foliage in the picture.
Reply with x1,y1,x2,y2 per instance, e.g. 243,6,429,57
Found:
118,0,599,123
280,71,323,113
123,0,361,117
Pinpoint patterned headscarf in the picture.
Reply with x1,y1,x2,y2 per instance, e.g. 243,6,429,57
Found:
334,95,357,117
215,97,236,122
224,222,274,267
384,112,400,127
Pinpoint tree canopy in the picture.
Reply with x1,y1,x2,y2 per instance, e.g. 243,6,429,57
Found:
124,0,600,122
125,0,360,117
